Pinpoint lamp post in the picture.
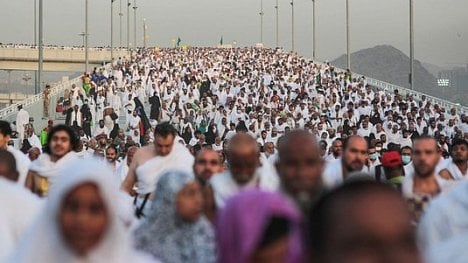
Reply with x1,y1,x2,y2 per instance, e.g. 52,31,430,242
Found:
409,0,414,90
119,0,123,47
259,0,264,44
346,0,351,70
85,0,89,73
34,0,38,92
111,0,115,61
275,0,279,47
312,0,316,60
127,0,130,49
133,0,137,49
37,0,43,94
291,0,295,52
34,0,37,46
143,18,147,48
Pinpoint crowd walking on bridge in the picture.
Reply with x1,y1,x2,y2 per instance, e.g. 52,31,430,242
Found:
0,47,467,263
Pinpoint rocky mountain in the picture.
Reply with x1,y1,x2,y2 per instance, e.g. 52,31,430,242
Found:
331,45,446,101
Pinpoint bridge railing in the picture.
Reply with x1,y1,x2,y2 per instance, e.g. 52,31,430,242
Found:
0,76,81,120
0,63,113,128
317,60,468,114
363,76,468,114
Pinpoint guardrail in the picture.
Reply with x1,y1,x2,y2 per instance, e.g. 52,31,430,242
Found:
363,76,467,114
0,63,113,122
0,77,81,120
318,60,468,114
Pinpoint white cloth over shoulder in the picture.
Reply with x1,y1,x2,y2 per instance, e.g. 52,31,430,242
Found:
7,146,31,186
418,181,468,252
443,160,467,180
402,173,452,199
115,161,130,184
322,158,369,189
7,158,159,263
136,142,194,195
28,151,78,190
209,169,279,209
0,178,42,262
426,233,468,263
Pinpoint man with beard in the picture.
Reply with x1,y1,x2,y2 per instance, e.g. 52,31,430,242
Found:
105,145,119,172
324,138,343,163
25,125,79,197
121,122,193,217
438,139,467,180
205,133,278,221
193,149,223,186
402,136,450,222
322,135,369,189
275,130,324,215
93,119,110,137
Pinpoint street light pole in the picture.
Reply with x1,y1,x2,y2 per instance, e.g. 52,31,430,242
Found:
291,0,295,52
346,0,351,70
275,0,279,47
127,0,130,49
133,0,137,49
85,0,89,73
119,0,123,47
409,0,414,90
260,0,264,44
34,0,38,92
37,0,43,94
312,0,316,60
143,18,147,48
34,0,37,46
111,0,115,61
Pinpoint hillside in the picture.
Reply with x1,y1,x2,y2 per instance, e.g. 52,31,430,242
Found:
331,45,445,100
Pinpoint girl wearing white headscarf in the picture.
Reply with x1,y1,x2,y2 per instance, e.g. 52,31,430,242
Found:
134,169,216,263
7,158,158,263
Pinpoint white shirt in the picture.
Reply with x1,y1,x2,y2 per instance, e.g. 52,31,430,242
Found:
0,178,42,261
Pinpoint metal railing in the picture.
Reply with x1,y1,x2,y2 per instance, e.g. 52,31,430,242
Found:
0,76,81,120
363,76,467,114
0,63,113,122
318,60,468,114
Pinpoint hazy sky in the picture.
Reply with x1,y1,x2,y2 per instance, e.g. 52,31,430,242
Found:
1,0,467,67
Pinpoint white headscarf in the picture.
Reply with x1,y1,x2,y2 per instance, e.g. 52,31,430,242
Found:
7,158,158,263
0,178,42,262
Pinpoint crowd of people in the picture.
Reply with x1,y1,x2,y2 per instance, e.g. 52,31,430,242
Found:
1,47,467,263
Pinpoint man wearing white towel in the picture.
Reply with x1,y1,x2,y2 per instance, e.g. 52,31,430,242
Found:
121,122,194,217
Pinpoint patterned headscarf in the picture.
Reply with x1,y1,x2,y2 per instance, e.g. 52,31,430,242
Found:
134,169,216,263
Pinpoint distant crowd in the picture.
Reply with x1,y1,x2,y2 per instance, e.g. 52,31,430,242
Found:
0,47,467,263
